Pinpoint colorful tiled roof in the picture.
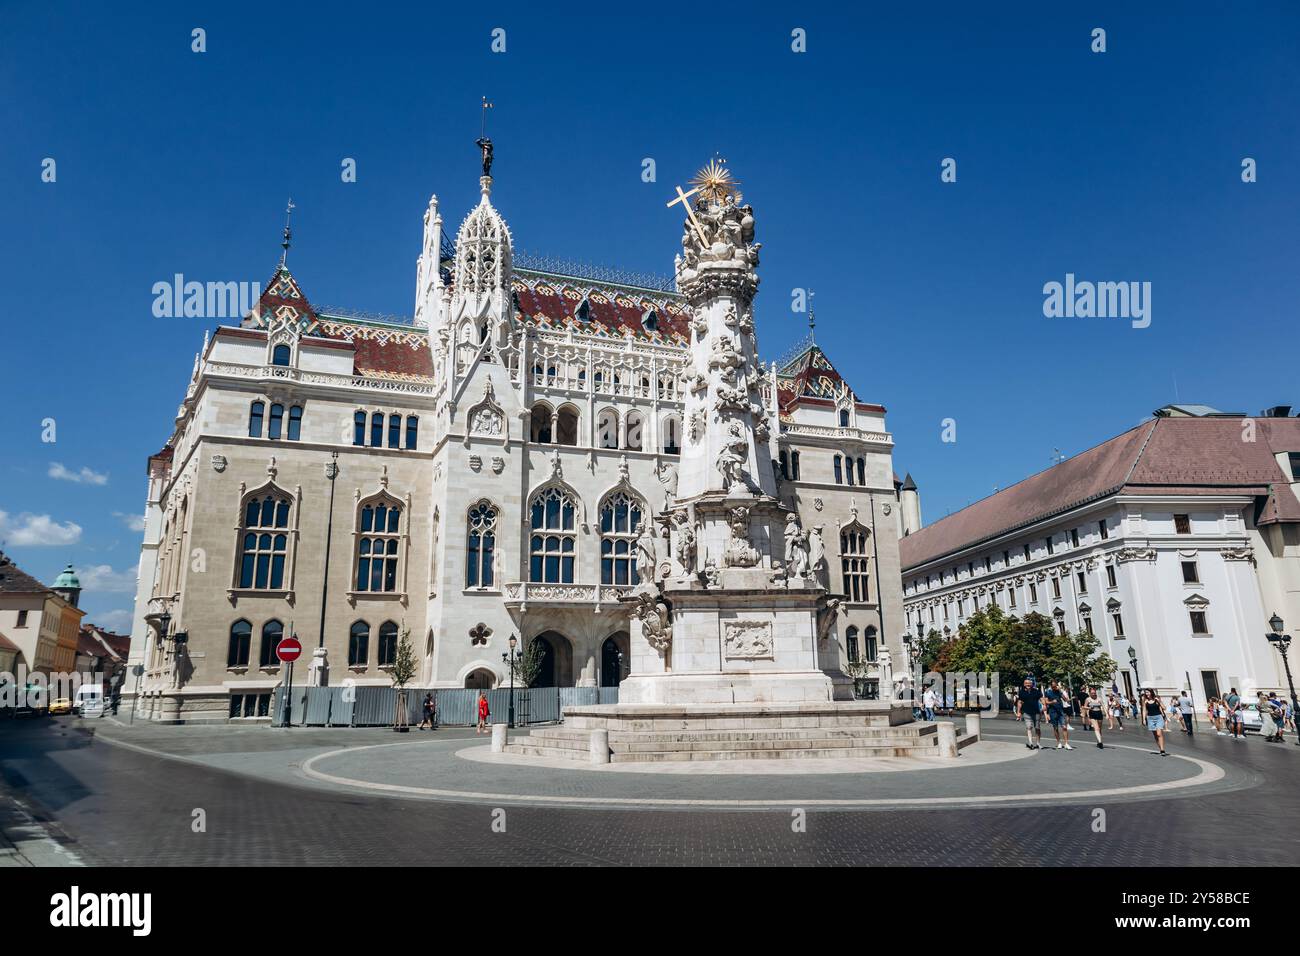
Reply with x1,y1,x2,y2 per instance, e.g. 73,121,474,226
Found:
776,342,880,413
900,415,1300,571
512,270,691,344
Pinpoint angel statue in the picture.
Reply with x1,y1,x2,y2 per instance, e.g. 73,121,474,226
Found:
715,420,749,492
783,513,810,579
634,521,657,584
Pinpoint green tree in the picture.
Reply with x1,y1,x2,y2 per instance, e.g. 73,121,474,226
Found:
515,638,548,688
389,626,418,731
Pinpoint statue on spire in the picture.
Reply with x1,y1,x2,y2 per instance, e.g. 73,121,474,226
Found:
476,96,495,177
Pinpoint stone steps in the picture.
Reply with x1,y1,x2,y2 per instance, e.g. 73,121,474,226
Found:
502,725,976,763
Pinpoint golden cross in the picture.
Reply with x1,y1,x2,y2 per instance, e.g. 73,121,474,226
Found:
666,184,709,247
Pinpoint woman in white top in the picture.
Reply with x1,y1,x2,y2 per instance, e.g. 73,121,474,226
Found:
1085,687,1106,749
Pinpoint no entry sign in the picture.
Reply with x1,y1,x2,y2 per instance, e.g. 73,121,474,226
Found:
276,636,303,663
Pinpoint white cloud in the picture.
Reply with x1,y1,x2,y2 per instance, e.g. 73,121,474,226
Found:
48,462,109,485
78,564,138,594
0,511,82,546
113,511,146,532
90,609,133,633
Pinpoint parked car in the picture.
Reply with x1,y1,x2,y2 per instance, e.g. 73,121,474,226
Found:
74,684,106,718
48,697,74,716
1239,702,1263,734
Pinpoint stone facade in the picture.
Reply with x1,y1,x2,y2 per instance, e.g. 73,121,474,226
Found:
125,159,907,721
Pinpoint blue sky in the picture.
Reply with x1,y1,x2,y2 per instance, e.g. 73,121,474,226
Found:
1,2,1297,631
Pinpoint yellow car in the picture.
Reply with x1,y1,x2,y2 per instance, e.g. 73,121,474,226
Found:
48,697,73,716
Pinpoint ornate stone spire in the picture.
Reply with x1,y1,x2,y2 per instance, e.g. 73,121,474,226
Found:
668,161,773,503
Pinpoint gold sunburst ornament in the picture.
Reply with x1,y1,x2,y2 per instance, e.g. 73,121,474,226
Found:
690,158,742,206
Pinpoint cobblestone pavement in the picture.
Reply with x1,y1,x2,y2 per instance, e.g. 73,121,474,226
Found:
1,715,1296,866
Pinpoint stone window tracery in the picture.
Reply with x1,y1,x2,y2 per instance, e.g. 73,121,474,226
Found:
236,493,291,590
840,526,871,603
466,500,498,588
529,487,576,584
600,492,643,586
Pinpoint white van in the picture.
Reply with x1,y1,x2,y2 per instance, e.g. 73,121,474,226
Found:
74,683,106,718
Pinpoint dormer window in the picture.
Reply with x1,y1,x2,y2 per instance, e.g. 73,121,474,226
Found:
839,409,849,427
272,344,291,367
642,308,658,333
576,297,591,323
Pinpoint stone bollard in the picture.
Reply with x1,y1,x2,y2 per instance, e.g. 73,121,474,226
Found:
937,721,959,758
590,728,610,765
491,723,507,753
965,713,981,740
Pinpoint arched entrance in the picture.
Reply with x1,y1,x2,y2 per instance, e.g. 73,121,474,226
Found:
601,631,630,686
463,668,495,690
528,631,574,687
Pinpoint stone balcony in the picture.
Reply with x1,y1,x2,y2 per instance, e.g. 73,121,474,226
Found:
779,422,893,447
204,361,434,397
501,581,634,613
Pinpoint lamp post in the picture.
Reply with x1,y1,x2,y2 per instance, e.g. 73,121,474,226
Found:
1266,613,1299,746
901,631,914,707
502,634,520,729
1127,644,1142,718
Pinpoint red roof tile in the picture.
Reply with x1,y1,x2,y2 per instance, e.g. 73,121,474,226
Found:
900,416,1300,571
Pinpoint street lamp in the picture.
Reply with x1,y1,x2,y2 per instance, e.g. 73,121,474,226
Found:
1265,612,1299,746
501,634,520,729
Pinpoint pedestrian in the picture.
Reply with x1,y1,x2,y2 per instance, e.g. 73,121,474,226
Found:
1266,693,1286,743
1143,689,1170,756
418,692,436,730
1077,688,1092,732
922,684,937,721
1178,690,1195,736
1085,686,1106,749
476,691,490,734
1016,677,1044,750
1111,693,1125,731
1045,679,1072,749
1225,687,1244,740
1167,696,1181,730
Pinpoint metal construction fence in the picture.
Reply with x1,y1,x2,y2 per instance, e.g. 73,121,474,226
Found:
270,685,619,728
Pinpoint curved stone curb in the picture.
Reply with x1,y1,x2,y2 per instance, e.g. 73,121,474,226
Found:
300,740,1231,811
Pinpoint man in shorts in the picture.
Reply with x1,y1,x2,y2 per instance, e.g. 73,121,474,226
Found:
1044,679,1073,749
1225,687,1244,739
1016,677,1044,749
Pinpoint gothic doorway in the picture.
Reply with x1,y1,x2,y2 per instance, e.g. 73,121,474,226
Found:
601,631,630,686
464,668,495,690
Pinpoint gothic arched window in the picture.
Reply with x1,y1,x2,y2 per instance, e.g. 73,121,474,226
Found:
267,403,284,440
466,500,498,588
556,405,579,446
248,401,264,438
840,527,871,603
377,621,399,667
237,494,291,589
287,405,302,441
370,412,383,447
354,410,366,446
530,402,554,443
529,487,576,583
348,621,369,667
845,625,860,664
356,499,401,593
598,409,618,449
405,416,418,450
600,492,643,586
227,619,252,668
259,619,283,668
272,344,291,366
388,414,401,448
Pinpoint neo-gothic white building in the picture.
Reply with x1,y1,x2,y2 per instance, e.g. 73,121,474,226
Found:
125,156,910,722
899,408,1300,706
